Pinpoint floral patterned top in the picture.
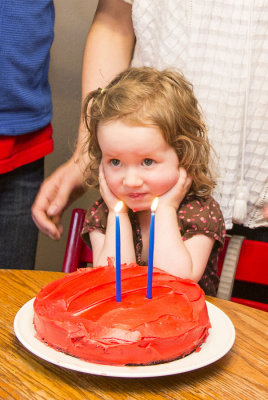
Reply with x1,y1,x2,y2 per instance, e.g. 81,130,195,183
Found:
81,194,226,296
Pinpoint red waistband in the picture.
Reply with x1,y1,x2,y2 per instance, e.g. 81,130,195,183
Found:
0,124,53,173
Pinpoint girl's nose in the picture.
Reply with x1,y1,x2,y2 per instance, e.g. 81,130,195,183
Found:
123,168,143,187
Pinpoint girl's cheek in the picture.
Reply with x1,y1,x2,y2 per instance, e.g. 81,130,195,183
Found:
106,174,121,192
157,175,178,193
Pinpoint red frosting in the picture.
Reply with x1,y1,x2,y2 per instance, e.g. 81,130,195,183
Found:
33,264,211,366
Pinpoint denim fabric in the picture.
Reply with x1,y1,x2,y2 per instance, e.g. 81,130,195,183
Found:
0,159,44,269
0,1,54,135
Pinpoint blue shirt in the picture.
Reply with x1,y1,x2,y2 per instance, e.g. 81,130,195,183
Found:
0,0,55,135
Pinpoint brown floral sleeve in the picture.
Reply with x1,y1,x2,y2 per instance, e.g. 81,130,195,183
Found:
177,194,226,296
177,195,226,251
81,198,109,248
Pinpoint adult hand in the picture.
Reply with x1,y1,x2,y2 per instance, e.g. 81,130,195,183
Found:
31,157,86,240
158,167,192,210
262,204,268,220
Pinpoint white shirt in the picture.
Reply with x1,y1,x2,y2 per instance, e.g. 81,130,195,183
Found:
124,0,268,229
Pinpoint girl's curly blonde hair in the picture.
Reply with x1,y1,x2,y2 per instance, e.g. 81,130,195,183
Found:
83,67,215,196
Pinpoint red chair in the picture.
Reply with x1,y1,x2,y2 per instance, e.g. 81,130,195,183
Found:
217,235,268,312
62,208,93,273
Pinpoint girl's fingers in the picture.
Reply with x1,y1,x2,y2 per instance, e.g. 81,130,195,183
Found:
98,163,123,211
177,167,187,188
178,167,192,189
185,175,192,190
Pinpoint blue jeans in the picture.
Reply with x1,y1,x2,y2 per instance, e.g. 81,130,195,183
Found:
0,158,44,269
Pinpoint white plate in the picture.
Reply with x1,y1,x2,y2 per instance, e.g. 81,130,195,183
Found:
14,298,235,378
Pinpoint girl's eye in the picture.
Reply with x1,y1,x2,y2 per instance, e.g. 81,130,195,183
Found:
110,159,121,167
142,158,154,166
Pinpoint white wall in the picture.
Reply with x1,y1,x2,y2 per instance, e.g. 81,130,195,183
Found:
35,0,99,271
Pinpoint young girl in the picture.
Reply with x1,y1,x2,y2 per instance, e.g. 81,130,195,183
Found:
81,67,225,296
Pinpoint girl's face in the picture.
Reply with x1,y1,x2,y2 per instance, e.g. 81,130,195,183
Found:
98,119,179,211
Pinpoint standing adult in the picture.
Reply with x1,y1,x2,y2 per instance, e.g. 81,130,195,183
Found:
32,0,268,241
0,1,54,268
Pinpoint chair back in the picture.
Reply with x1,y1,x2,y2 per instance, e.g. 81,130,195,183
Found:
62,208,93,273
217,235,268,312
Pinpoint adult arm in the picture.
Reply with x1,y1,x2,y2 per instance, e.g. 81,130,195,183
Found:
32,0,135,239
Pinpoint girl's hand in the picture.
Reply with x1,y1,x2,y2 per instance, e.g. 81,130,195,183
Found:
99,164,128,213
158,167,192,210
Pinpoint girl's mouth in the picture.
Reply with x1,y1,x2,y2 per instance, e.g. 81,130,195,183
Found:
127,193,146,199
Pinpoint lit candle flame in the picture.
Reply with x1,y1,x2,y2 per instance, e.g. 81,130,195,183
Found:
114,201,123,214
151,197,159,212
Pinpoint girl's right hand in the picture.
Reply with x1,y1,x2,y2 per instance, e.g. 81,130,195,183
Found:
99,163,128,213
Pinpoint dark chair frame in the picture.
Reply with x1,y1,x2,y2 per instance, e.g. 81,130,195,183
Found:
62,208,93,273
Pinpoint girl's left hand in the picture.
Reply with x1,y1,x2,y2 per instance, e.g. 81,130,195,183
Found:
158,167,192,210
99,163,128,213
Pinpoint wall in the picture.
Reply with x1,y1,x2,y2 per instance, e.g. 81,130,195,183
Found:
35,0,99,271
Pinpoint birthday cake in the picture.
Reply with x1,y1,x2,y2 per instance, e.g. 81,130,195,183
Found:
33,263,211,366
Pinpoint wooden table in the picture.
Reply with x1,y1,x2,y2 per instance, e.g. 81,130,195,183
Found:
0,269,267,400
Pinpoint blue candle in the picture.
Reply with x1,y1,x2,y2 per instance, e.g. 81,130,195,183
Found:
147,197,159,299
115,201,123,302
